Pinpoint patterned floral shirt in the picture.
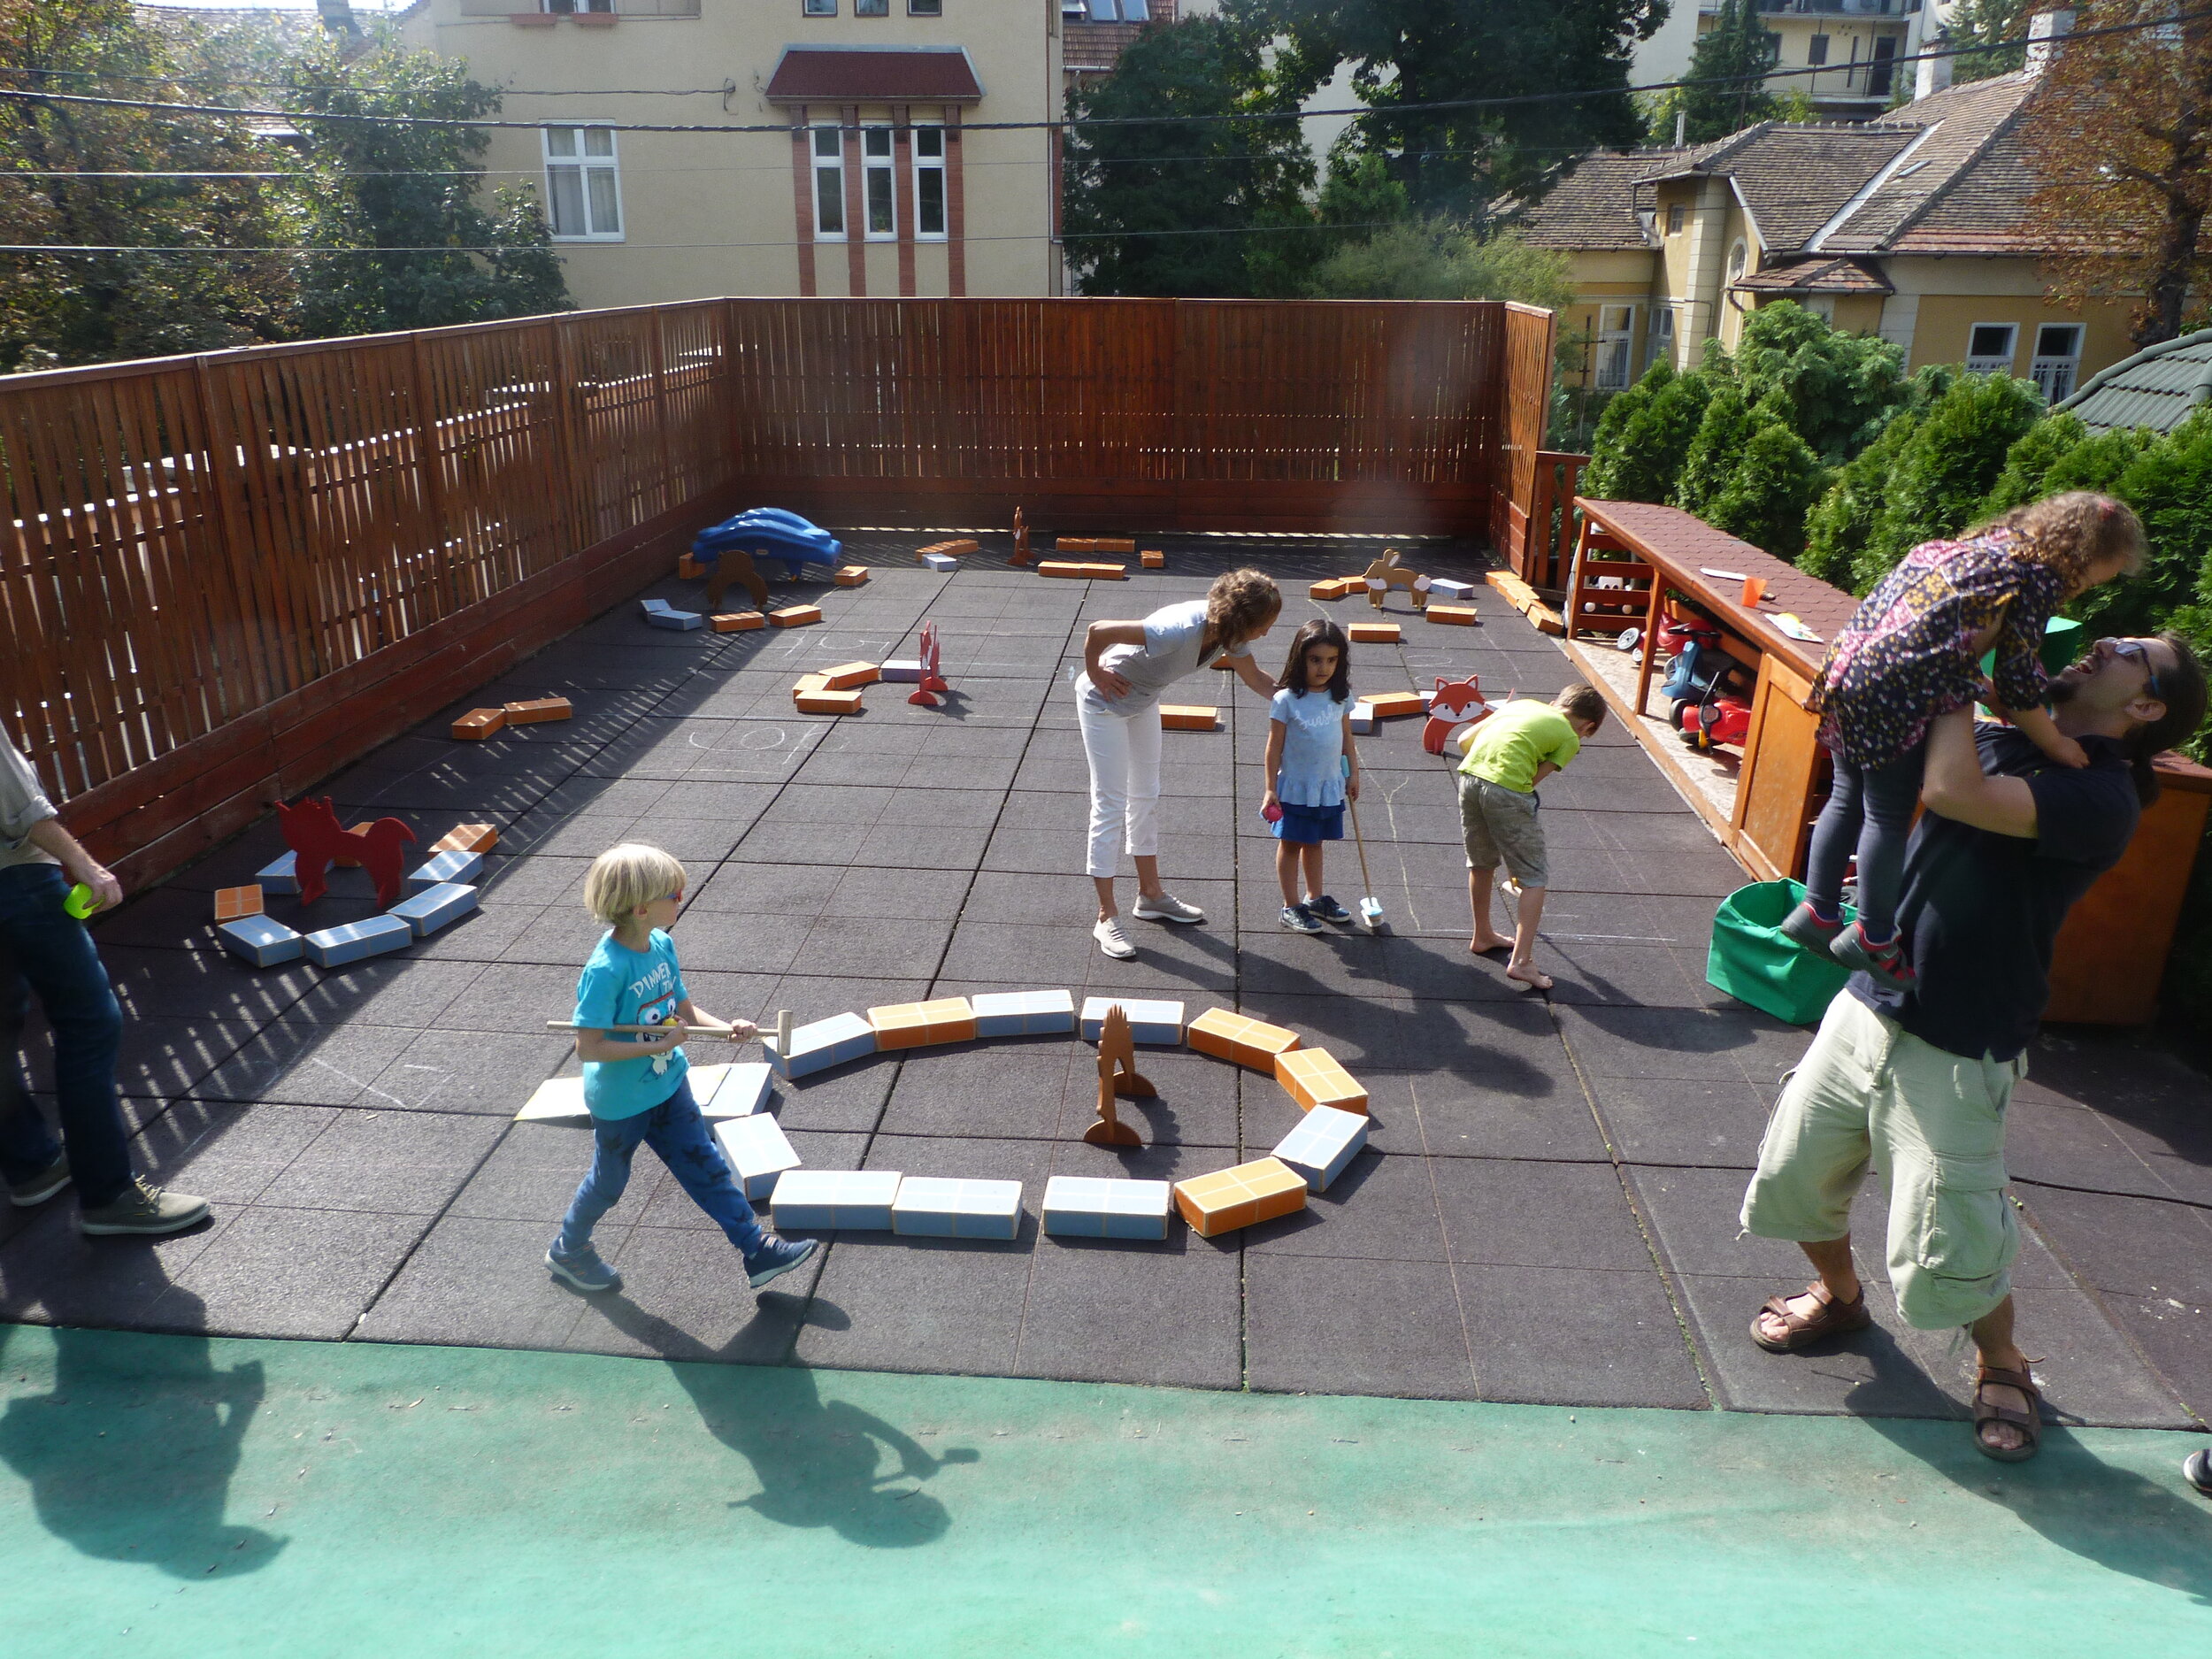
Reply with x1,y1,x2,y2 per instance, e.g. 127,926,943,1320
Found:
1812,526,2073,769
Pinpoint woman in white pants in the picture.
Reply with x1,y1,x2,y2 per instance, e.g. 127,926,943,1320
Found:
1077,568,1281,958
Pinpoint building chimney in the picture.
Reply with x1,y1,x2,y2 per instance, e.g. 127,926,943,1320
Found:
315,0,360,39
1915,43,1953,101
2025,10,2075,78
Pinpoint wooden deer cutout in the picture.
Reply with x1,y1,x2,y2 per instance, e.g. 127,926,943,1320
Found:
1084,1003,1152,1148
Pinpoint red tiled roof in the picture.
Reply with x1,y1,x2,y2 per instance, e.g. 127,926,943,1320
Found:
764,46,984,104
1733,256,1893,296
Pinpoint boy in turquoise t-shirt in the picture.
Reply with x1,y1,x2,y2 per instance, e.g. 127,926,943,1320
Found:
1455,684,1606,991
549,842,816,1295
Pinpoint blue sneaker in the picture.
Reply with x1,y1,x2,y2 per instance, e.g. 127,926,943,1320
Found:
545,1244,621,1293
1279,902,1324,933
745,1234,818,1291
1306,894,1354,926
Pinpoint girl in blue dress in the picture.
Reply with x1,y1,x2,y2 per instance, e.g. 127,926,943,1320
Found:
1262,619,1361,932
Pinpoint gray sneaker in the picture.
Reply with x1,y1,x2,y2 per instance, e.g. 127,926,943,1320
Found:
8,1156,70,1208
545,1244,622,1293
1133,892,1205,925
78,1178,209,1236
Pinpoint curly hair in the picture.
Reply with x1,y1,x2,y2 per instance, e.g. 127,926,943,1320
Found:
1981,491,2147,582
1205,567,1283,655
1275,618,1352,702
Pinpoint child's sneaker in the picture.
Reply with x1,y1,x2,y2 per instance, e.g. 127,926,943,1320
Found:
745,1234,818,1290
1305,895,1354,926
1831,923,1916,991
545,1243,622,1293
1778,902,1845,954
1279,902,1324,933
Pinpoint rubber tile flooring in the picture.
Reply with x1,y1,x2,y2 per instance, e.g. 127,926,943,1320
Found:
7,532,2206,1429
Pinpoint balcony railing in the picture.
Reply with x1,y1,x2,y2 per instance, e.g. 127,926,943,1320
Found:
1738,0,1917,15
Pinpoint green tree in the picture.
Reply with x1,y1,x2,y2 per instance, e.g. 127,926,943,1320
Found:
1857,373,2047,589
1705,412,1825,561
1728,300,1908,465
2086,408,2212,640
1304,222,1572,304
1672,382,1752,517
1673,0,1782,144
1941,0,2033,82
282,27,569,336
1583,357,1713,503
1979,409,2093,514
1062,16,1315,298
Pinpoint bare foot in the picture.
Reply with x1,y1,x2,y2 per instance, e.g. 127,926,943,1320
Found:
1468,932,1511,955
1505,960,1553,991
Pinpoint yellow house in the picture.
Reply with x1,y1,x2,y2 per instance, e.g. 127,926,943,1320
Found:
1526,59,2135,404
396,0,1070,303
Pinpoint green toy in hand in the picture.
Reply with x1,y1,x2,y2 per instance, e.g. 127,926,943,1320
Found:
65,883,100,918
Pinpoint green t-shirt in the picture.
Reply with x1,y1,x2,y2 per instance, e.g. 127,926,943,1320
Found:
1458,700,1582,795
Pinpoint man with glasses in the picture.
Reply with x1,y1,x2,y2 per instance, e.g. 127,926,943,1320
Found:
1738,633,2207,1461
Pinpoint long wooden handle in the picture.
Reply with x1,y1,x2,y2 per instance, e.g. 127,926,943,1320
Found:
545,1021,748,1038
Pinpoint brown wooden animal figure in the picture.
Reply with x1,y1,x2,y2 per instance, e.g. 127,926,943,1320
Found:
703,548,772,616
278,797,418,908
1085,1003,1153,1148
1010,506,1033,567
1362,548,1430,612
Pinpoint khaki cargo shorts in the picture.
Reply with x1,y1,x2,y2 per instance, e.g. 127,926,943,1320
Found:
1740,992,2025,1331
1457,773,1548,889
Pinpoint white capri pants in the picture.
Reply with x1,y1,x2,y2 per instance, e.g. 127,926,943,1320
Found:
1076,689,1163,879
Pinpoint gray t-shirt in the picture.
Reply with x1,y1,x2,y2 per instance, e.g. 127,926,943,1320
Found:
1075,599,1218,717
1,734,58,871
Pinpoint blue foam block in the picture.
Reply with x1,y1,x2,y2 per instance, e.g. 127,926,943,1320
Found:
302,914,414,968
971,988,1077,1039
641,598,704,631
384,881,480,939
406,848,484,894
255,851,299,896
1040,1176,1173,1240
712,1114,802,1202
1079,996,1185,1048
1271,1104,1370,1193
770,1169,902,1232
764,1010,876,1079
217,914,304,968
892,1178,1024,1240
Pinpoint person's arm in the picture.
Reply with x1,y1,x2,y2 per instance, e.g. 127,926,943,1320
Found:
1213,650,1276,697
674,997,754,1042
1341,713,1360,801
1262,718,1286,814
1082,621,1147,699
1919,704,2039,839
25,818,121,912
1531,761,1562,787
2001,702,2089,770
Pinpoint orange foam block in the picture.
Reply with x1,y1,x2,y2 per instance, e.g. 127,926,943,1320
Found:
1160,705,1218,732
711,611,764,633
450,708,505,741
1187,1008,1300,1072
1348,622,1402,644
1275,1048,1369,1116
1054,537,1137,555
677,554,705,580
1173,1158,1307,1238
866,997,977,1050
769,606,823,628
1141,549,1164,569
1309,577,1357,601
1425,605,1479,626
795,689,863,715
1038,561,1089,580
1359,691,1427,720
503,697,572,725
213,885,263,923
833,565,871,588
917,540,979,559
793,673,832,695
820,662,880,690
332,822,376,869
433,823,498,856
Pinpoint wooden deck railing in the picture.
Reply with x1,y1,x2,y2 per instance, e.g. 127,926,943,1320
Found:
2,296,1555,885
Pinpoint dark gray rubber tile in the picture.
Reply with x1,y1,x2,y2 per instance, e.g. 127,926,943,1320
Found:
1585,1073,1778,1171
449,1122,653,1228
1544,941,1730,1010
2005,1096,2206,1205
1246,1149,1448,1263
1246,1254,1479,1401
1405,1070,1609,1162
562,1225,825,1365
1458,1263,1708,1409
1624,1164,1886,1285
1011,1229,1243,1389
1669,1273,1961,1419
280,959,488,1030
2016,1184,2212,1302
0,1200,222,1327
877,1042,1079,1141
769,1053,902,1134
18,1015,258,1104
1431,1159,1655,1271
796,917,956,979
1554,1002,1810,1088
255,1110,503,1216
938,922,1098,987
649,910,813,976
143,1206,427,1340
367,1030,574,1115
1082,1049,1241,1150
350,1213,592,1351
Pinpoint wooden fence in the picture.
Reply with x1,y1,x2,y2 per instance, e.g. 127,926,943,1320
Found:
1,296,1554,885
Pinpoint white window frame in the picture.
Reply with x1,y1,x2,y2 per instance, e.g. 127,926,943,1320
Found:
912,122,948,241
861,125,897,241
1647,305,1676,371
541,123,623,242
810,123,847,242
1726,240,1747,286
1595,304,1637,392
1665,202,1684,235
1966,322,2019,376
2030,323,2084,401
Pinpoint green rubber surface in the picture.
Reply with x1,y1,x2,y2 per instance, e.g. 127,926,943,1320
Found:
4,1325,2208,1657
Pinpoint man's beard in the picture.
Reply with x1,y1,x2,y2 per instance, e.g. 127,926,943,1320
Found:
2048,674,2081,707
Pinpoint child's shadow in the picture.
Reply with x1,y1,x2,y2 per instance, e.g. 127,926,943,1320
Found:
591,1293,978,1548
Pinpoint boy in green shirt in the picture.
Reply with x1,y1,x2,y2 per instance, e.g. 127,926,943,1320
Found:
1456,683,1606,990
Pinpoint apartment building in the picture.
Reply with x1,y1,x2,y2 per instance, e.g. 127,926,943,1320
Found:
397,1,1069,303
1636,0,1928,122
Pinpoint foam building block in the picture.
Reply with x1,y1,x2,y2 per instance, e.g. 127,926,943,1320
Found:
254,851,299,895
711,611,764,633
384,881,480,939
406,848,485,893
769,605,823,628
641,598,704,631
795,689,864,715
1360,691,1427,720
433,823,498,855
892,1177,1024,1240
1310,577,1358,601
868,996,978,1051
1426,605,1479,626
970,988,1077,1038
833,565,871,587
821,662,880,689
678,554,705,580
1141,549,1164,569
772,1169,902,1232
1080,562,1127,580
1349,706,1377,735
920,553,960,573
1041,1176,1174,1240
1160,705,1218,732
1079,996,1184,1048
1173,1158,1307,1238
1428,578,1479,602
332,824,376,869
1187,1008,1301,1071
213,885,263,922
450,708,505,741
217,914,303,968
302,914,413,969
1037,561,1087,579
504,697,572,725
1276,1048,1370,1115
1348,622,1401,644
918,539,979,558
515,1076,587,1122
1271,1104,1370,1193
879,658,925,683
714,1113,803,1202
699,1061,773,1119
764,1010,876,1079
1056,536,1136,554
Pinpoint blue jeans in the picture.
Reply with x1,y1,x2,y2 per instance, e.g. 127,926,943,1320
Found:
555,1078,767,1260
0,864,131,1208
1805,741,1925,943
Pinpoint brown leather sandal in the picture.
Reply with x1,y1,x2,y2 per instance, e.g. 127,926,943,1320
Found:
1972,1364,2043,1463
1749,1280,1874,1353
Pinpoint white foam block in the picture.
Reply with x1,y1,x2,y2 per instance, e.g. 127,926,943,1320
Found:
1349,707,1377,735
1428,578,1478,602
698,1061,773,1119
1040,1176,1173,1240
714,1113,802,1202
919,553,960,572
971,988,1077,1038
764,1010,876,1079
217,914,303,968
771,1169,902,1232
892,1177,1024,1240
255,851,299,896
515,1076,588,1122
1271,1104,1370,1193
879,659,925,682
1079,996,1185,1048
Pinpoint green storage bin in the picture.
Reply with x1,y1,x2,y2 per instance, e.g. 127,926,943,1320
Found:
1706,879,1855,1025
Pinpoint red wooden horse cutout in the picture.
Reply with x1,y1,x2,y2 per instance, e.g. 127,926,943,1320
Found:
909,620,950,707
277,797,418,908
